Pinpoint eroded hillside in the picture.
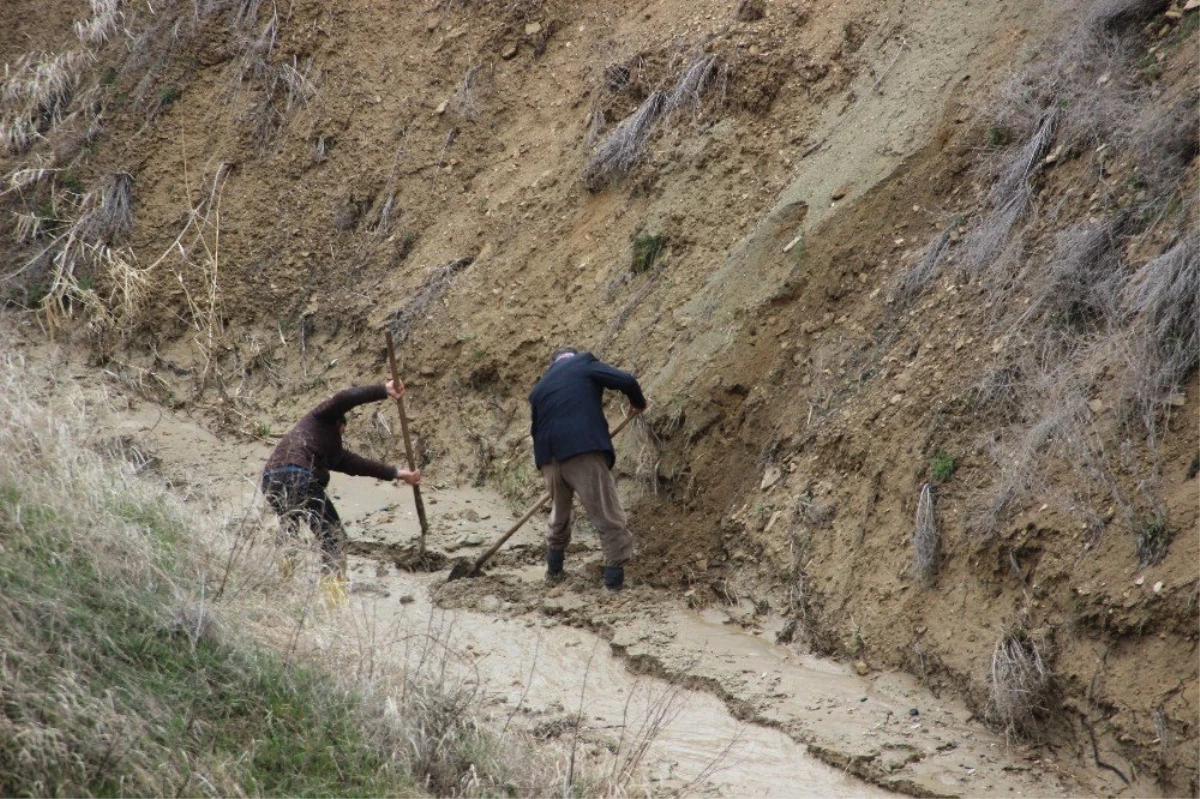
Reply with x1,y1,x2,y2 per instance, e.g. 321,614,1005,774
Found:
2,0,1197,795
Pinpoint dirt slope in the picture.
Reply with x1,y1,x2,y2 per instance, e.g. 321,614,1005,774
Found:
1,0,1196,795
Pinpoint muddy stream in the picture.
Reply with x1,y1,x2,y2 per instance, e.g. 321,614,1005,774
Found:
99,395,1086,798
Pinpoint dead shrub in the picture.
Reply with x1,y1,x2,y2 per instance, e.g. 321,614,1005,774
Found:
0,51,92,155
912,483,938,586
584,90,665,189
585,51,722,188
988,629,1052,739
891,226,951,309
1016,215,1130,334
386,257,474,345
1117,234,1199,436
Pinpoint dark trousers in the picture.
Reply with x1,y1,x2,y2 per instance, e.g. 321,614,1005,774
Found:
261,467,346,572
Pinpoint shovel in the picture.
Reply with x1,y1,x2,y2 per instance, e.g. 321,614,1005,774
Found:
386,331,429,557
448,412,637,581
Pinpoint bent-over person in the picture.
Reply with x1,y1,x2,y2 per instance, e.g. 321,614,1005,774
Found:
262,380,420,574
528,347,646,591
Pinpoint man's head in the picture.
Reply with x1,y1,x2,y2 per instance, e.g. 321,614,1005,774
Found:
551,346,578,365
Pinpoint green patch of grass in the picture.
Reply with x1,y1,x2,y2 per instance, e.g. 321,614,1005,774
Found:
1136,514,1171,568
58,172,83,194
631,233,666,273
930,450,956,483
158,85,182,107
986,126,1011,149
1,488,418,798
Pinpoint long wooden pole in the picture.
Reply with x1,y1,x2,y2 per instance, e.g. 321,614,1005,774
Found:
385,331,428,557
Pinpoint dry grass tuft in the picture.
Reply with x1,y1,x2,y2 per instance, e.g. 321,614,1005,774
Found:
387,256,474,344
1015,214,1129,334
892,226,951,308
584,90,665,188
663,53,720,116
75,0,124,45
966,109,1056,272
912,483,938,586
585,51,722,188
1117,234,1199,436
0,51,92,154
988,629,1052,740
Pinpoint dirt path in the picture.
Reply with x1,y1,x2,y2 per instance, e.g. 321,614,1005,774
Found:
74,366,1094,799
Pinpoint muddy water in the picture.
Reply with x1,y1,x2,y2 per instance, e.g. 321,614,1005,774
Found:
350,567,890,797
335,481,890,796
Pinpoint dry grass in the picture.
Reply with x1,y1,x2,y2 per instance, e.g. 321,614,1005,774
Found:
449,64,484,122
965,109,1056,272
892,226,951,308
912,483,938,586
585,90,665,188
585,51,722,188
1015,214,1129,334
1116,234,1199,438
988,629,1052,740
75,0,124,45
387,257,474,345
927,0,1196,548
0,50,91,155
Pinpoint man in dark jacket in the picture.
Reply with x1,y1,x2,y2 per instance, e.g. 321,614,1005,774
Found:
262,380,420,574
528,347,647,590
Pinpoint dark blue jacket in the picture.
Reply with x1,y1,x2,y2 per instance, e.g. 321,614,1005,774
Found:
529,353,647,469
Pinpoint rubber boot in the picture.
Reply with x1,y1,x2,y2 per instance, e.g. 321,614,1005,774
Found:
545,548,566,584
603,566,625,592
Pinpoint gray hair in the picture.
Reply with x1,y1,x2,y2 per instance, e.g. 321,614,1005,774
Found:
550,346,579,365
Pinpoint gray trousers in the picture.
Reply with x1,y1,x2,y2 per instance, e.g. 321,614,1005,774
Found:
541,451,635,567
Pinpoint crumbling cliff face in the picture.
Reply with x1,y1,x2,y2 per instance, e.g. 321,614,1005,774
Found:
2,0,1195,793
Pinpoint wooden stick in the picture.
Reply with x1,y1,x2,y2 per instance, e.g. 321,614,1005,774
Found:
385,331,429,556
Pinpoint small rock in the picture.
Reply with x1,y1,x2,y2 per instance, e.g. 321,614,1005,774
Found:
889,393,903,405
1166,392,1186,407
524,21,542,35
1135,576,1145,586
853,660,870,676
501,43,518,59
908,708,919,717
761,465,783,490
435,100,448,115
1153,581,1164,594
831,184,851,201
1088,398,1104,414
398,594,415,604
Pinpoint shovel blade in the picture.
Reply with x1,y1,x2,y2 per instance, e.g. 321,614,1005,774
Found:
447,560,478,581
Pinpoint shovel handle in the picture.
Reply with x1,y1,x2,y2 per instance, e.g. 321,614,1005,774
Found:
385,331,429,555
466,411,639,575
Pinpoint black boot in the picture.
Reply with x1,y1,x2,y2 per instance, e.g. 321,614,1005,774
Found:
545,548,566,584
603,566,625,591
